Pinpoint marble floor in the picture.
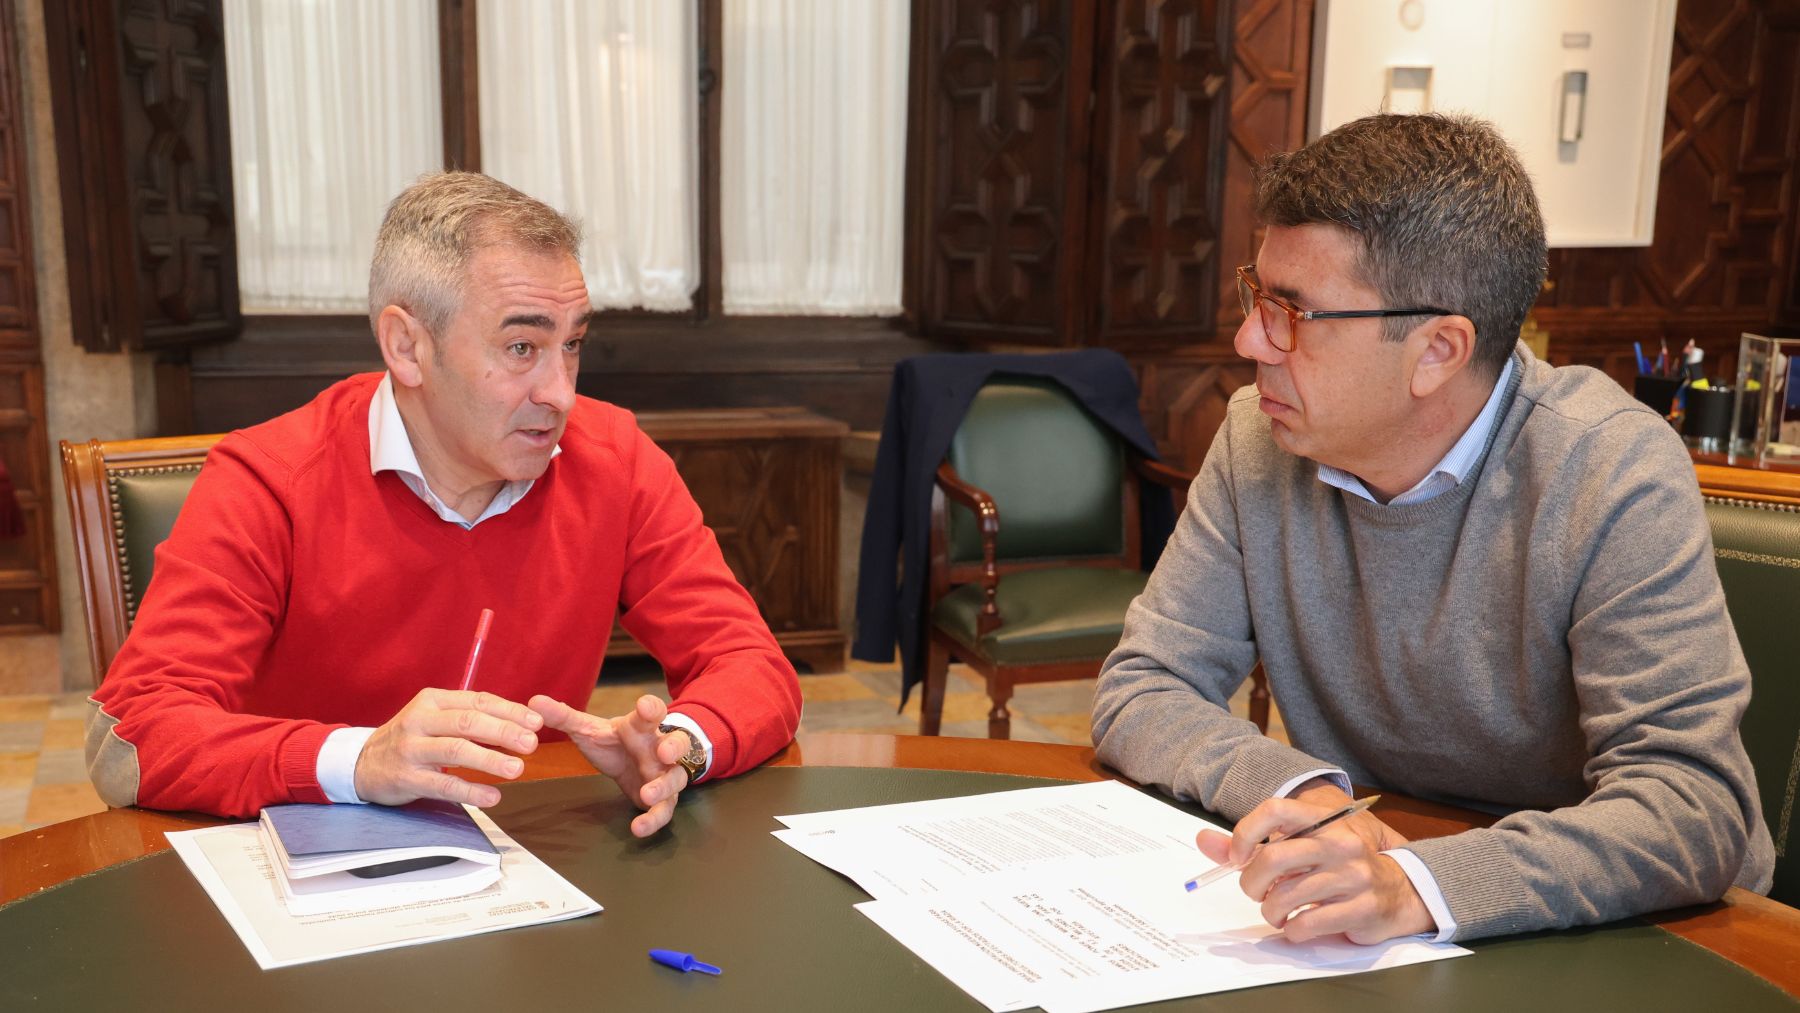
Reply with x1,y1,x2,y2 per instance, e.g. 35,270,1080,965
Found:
0,659,1281,840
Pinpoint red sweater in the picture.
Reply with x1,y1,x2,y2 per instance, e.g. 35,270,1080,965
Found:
90,374,802,817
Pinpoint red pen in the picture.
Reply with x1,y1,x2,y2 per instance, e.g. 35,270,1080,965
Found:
457,608,495,692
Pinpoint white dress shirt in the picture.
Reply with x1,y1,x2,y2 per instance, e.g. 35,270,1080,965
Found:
315,374,713,804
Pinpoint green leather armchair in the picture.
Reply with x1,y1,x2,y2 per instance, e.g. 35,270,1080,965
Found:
920,376,1202,739
1698,464,1800,908
59,435,221,686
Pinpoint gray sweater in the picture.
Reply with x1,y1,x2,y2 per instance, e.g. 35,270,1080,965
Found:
1092,345,1776,941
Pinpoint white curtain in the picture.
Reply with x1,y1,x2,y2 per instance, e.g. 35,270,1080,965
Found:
479,1,698,311
224,1,443,313
721,0,908,315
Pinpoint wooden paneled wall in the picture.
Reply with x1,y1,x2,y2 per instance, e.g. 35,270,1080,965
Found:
1131,0,1310,471
1214,0,1313,339
1533,0,1800,383
1087,0,1231,350
906,0,1096,346
186,316,938,435
56,0,1800,477
0,0,57,633
1136,0,1800,472
43,0,239,355
906,0,1230,352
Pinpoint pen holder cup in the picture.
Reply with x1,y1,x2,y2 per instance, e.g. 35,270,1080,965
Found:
1632,375,1683,418
1683,386,1735,451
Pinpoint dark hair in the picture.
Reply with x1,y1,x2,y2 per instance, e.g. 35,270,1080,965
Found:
1254,113,1546,378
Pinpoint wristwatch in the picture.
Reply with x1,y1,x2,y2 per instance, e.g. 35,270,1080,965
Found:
657,723,707,783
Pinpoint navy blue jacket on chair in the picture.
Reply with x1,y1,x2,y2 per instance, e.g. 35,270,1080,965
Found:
851,349,1176,706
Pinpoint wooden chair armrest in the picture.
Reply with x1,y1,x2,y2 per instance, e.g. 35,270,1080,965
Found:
1131,456,1195,490
1132,456,1195,518
935,462,1003,635
935,462,998,519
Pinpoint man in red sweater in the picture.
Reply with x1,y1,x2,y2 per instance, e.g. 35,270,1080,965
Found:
87,173,803,831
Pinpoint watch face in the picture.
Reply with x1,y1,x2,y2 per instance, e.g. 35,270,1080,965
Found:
659,724,705,776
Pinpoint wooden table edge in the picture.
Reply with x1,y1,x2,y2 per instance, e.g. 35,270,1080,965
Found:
3,733,1794,999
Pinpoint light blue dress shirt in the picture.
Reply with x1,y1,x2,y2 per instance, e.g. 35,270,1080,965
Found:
1274,357,1513,942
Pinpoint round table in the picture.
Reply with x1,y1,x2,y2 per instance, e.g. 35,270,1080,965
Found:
3,734,1796,1010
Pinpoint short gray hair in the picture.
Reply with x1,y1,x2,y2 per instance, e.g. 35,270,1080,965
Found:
1254,113,1546,379
368,171,583,336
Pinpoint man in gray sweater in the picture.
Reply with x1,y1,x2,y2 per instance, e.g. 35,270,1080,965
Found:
1092,113,1775,945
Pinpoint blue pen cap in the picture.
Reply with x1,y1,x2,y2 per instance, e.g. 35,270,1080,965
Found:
649,948,722,975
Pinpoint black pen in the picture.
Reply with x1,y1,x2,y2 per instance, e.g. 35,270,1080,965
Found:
1183,795,1382,892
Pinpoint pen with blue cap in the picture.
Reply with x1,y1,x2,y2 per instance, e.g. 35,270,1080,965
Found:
1183,795,1382,892
650,948,721,974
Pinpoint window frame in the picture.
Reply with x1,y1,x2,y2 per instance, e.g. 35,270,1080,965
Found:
221,0,924,436
420,0,901,328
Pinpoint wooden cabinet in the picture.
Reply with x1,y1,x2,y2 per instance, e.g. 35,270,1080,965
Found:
609,408,848,673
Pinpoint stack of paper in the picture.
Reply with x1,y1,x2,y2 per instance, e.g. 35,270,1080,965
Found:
169,806,600,969
258,800,502,915
773,781,1468,1013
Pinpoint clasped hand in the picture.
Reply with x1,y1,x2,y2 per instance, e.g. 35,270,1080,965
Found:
353,688,694,838
1195,783,1434,945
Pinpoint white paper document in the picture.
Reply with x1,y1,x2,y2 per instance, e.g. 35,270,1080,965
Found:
774,781,1467,1013
258,821,505,916
772,780,1203,899
168,808,601,969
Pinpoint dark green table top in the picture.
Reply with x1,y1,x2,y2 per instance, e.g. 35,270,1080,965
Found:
2,766,1794,1012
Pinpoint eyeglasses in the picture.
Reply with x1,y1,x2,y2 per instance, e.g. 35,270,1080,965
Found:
1236,264,1455,353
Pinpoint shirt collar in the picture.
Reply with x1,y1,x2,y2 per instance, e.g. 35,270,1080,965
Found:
367,372,423,478
367,372,561,527
1319,357,1515,507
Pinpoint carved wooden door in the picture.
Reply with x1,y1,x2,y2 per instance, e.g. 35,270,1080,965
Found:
907,0,1230,351
1086,0,1230,351
908,0,1100,347
44,0,239,354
